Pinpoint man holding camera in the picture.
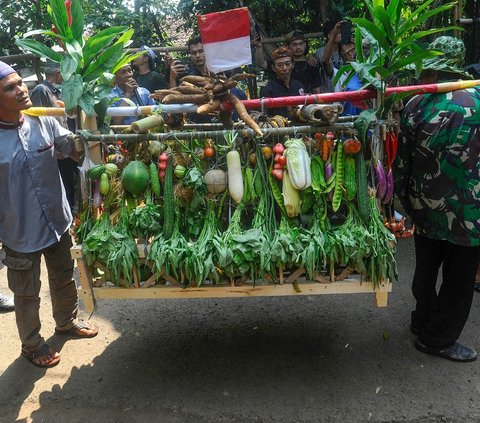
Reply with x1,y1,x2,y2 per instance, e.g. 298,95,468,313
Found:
169,36,208,88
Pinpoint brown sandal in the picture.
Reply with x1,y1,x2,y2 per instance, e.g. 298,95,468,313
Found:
55,320,98,338
21,344,60,368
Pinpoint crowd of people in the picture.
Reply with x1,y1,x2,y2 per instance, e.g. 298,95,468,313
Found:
1,19,480,367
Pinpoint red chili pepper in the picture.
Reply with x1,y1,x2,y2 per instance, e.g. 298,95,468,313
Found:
65,0,73,27
385,132,392,169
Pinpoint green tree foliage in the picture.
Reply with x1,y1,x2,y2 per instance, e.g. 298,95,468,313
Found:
0,0,181,56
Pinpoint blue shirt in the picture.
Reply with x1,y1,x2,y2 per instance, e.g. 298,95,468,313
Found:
109,86,156,125
0,115,73,253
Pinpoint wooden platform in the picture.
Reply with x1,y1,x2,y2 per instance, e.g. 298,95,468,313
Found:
71,245,392,313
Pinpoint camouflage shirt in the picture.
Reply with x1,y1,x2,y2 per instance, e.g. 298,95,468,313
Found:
394,85,480,246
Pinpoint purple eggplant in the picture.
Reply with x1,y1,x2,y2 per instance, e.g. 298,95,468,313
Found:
382,167,395,204
374,159,387,200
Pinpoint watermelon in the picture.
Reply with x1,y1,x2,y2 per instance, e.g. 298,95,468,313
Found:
121,161,150,196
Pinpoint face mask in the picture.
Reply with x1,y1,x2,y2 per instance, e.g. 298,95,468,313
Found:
53,83,62,90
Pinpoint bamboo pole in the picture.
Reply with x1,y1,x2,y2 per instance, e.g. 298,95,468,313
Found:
22,79,480,119
82,123,354,143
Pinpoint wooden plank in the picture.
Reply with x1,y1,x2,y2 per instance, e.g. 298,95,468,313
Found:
83,278,392,300
285,267,305,284
75,256,96,313
375,291,389,308
72,245,392,307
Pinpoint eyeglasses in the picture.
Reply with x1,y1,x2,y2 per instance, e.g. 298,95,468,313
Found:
275,61,292,68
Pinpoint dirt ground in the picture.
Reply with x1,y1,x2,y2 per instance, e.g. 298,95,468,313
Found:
1,237,480,423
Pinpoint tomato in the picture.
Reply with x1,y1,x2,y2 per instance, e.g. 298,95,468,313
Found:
277,155,287,167
204,147,215,158
271,169,283,180
273,143,285,154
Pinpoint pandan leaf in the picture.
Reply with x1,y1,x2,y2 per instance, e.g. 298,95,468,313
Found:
398,2,457,38
351,18,390,53
373,6,394,41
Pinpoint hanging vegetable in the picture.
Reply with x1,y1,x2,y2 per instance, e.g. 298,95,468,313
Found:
343,138,362,155
284,138,311,190
227,150,244,204
282,171,301,218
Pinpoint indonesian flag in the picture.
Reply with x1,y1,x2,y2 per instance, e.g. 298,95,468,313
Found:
197,7,252,74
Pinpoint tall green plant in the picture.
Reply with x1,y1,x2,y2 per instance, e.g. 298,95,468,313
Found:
15,0,140,116
334,0,461,116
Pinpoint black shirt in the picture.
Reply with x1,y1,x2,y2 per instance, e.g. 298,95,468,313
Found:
260,77,306,117
265,60,321,94
134,70,169,94
291,60,321,93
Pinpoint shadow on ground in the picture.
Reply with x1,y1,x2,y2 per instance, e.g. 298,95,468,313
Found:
1,238,480,423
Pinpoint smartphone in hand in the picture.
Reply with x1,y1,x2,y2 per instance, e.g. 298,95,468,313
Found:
341,21,353,45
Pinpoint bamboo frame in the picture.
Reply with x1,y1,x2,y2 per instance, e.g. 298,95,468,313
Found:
83,123,355,143
71,245,391,313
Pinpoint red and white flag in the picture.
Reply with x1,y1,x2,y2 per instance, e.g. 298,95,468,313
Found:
197,7,252,74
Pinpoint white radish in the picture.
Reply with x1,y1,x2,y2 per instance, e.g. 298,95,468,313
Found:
227,150,244,204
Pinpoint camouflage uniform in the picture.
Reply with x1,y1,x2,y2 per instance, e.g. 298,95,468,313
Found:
394,86,480,247
394,36,480,353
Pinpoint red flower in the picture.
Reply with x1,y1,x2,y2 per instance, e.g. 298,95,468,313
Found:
65,0,72,27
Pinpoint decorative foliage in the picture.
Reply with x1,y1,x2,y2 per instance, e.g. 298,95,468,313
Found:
334,0,461,116
15,0,140,116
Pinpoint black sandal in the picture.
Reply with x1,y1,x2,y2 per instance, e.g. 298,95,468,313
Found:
21,344,60,368
55,320,98,338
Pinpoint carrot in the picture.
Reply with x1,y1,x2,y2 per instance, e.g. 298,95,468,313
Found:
162,93,210,105
226,93,263,137
322,131,335,162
